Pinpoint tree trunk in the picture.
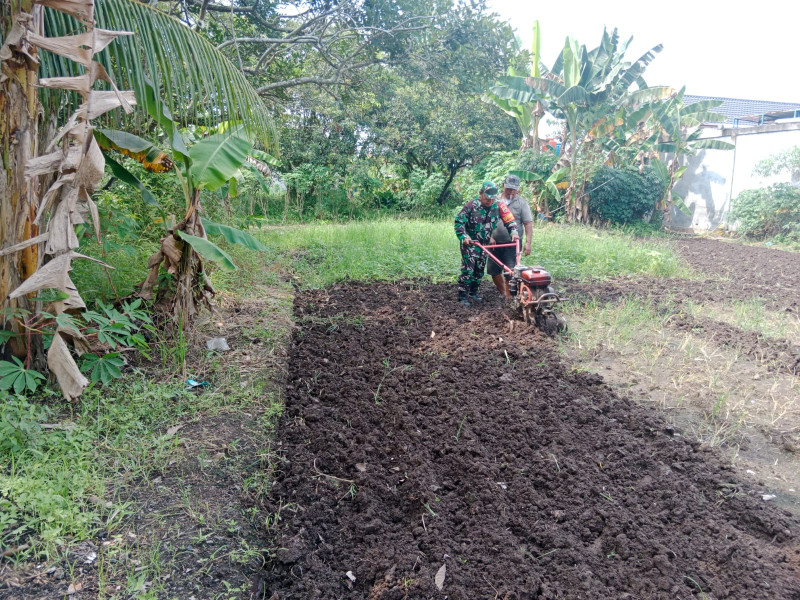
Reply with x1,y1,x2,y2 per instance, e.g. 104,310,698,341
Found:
435,165,460,205
520,134,535,151
0,3,45,368
568,122,579,222
531,107,542,155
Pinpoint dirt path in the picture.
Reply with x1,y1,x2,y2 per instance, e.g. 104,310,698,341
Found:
261,281,800,599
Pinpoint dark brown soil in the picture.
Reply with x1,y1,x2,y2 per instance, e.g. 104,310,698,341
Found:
261,281,800,599
562,237,800,376
673,237,800,297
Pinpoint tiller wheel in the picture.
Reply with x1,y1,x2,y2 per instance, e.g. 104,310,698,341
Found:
509,266,567,333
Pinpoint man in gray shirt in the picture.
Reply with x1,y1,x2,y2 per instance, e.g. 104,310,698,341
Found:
487,174,534,297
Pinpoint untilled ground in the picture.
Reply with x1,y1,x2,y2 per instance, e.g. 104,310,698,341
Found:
0,288,293,600
560,237,800,518
261,277,800,599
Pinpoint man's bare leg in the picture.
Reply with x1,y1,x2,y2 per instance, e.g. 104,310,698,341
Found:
492,274,509,297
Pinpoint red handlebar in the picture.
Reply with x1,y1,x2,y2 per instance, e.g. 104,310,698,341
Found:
468,239,520,276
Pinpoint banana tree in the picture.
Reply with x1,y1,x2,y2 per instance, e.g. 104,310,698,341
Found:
484,21,545,151
510,167,569,217
2,0,276,394
99,85,268,326
649,88,734,222
2,0,135,399
490,28,671,221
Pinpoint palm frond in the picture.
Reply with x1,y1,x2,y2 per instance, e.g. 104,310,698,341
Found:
40,0,276,150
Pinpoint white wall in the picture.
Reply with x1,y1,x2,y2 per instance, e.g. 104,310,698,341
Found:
669,125,800,231
730,129,800,196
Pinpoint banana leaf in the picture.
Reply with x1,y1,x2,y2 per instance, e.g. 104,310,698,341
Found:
175,231,236,271
102,153,160,209
138,78,189,161
249,148,281,168
201,218,268,251
95,128,172,172
672,193,693,217
189,133,252,192
692,139,735,151
650,158,670,185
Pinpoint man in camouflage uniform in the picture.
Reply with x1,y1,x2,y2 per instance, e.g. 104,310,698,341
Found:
454,181,519,306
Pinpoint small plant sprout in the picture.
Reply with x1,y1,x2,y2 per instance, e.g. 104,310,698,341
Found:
549,453,561,472
373,359,405,404
454,415,467,441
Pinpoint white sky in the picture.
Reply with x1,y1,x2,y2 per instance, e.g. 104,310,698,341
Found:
486,0,800,103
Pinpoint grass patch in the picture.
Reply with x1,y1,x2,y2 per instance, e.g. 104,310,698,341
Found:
245,220,690,288
1,360,282,562
73,220,689,300
561,296,675,357
71,238,158,303
684,297,800,341
560,295,799,451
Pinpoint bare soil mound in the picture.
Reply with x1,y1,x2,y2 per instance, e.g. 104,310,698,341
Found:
261,281,800,599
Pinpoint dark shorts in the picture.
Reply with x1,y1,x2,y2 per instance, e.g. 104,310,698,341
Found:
486,245,516,276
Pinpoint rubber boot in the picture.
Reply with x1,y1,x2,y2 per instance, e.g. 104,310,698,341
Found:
458,290,471,306
469,283,483,303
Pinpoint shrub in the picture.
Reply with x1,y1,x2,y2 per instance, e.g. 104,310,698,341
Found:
406,168,448,208
456,151,519,200
729,183,800,238
589,165,666,224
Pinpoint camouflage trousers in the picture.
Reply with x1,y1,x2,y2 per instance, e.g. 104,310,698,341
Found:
457,244,487,293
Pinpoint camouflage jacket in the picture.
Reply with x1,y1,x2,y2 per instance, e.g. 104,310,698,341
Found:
454,198,518,245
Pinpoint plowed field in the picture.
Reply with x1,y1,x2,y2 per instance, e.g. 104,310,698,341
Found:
262,238,800,599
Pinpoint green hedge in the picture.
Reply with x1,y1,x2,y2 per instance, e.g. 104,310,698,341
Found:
729,183,800,239
588,165,666,224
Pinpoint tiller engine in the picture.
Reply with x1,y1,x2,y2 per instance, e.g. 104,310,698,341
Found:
470,240,567,332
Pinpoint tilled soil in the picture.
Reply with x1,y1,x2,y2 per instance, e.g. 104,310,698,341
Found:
262,281,800,599
673,237,800,295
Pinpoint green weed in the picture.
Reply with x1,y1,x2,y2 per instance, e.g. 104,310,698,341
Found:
244,220,689,288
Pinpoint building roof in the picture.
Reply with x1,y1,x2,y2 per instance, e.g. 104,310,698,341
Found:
684,94,800,127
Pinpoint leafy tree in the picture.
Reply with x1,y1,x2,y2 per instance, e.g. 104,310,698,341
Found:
730,184,800,240
489,28,673,221
153,0,463,99
753,145,800,184
730,147,800,242
365,80,518,204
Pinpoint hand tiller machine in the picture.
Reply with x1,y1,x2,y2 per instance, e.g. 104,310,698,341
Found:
469,239,568,332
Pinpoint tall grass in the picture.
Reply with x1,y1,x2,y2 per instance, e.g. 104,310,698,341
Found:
239,220,690,288
69,219,691,300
